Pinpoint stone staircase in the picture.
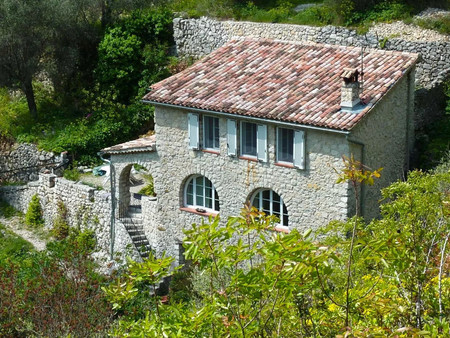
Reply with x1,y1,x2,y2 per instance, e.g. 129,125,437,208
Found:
120,204,152,259
118,202,169,295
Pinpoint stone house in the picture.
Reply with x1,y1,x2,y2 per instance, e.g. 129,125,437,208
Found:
102,38,418,263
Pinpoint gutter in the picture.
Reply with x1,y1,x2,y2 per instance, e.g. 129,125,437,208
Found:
345,136,365,217
142,100,351,135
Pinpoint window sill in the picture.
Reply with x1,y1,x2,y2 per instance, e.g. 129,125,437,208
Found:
202,149,220,155
180,207,219,217
271,225,290,234
275,162,294,168
239,156,258,162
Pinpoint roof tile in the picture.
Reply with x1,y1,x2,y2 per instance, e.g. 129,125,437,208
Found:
144,39,418,130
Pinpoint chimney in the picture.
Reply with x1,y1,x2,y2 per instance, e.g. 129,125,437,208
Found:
340,68,361,111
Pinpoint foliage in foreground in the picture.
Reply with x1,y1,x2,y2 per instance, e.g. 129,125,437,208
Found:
0,226,113,337
105,169,450,337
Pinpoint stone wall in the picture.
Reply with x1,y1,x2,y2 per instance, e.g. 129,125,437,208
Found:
352,68,415,220
0,174,139,268
0,143,60,183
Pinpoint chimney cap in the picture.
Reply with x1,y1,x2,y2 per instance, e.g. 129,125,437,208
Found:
341,68,360,84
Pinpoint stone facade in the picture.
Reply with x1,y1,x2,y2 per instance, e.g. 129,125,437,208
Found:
0,143,59,183
108,64,414,263
351,70,415,220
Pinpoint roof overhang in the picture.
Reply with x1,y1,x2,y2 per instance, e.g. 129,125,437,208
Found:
143,100,351,135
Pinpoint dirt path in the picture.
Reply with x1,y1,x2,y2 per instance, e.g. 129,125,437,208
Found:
1,216,48,251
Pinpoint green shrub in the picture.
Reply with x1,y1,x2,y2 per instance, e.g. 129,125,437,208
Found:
415,15,450,35
52,201,69,240
169,267,195,304
290,4,337,26
25,194,44,228
0,223,34,262
63,165,81,181
0,199,21,218
138,174,156,196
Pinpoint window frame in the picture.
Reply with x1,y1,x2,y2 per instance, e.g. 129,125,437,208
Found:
276,127,294,165
202,115,220,151
276,127,305,169
240,121,258,159
251,189,289,229
184,175,220,213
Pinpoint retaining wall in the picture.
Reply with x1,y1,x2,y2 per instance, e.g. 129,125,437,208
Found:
0,174,140,269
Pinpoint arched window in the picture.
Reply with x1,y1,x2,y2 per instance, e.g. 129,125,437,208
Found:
251,189,288,227
185,175,219,212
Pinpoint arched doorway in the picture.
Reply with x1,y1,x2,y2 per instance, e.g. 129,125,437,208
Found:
117,163,150,216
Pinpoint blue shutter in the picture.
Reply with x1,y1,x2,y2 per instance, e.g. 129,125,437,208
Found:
227,119,237,156
294,130,305,169
188,113,199,149
257,124,267,162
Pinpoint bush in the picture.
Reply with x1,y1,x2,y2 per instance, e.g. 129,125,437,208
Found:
0,199,21,218
25,194,44,228
0,223,34,262
63,165,81,181
0,235,112,337
416,15,448,35
52,201,69,240
138,174,156,196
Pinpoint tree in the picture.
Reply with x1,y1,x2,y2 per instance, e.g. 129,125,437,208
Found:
0,0,56,119
104,207,334,336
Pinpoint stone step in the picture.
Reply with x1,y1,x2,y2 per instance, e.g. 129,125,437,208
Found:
126,228,144,235
120,217,143,225
131,236,148,242
128,204,142,213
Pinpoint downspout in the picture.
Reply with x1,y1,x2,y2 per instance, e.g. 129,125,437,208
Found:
346,136,365,218
405,70,412,172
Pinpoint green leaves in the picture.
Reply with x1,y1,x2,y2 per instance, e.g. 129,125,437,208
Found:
335,154,383,187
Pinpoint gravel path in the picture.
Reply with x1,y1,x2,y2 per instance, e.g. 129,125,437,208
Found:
1,216,48,251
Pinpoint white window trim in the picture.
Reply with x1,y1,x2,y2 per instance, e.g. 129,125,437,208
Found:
240,122,267,162
240,121,257,159
184,175,219,213
202,115,220,151
276,127,293,166
276,127,305,169
251,189,289,228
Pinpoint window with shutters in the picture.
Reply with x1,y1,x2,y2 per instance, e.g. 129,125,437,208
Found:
276,128,305,169
240,122,267,161
203,115,220,150
241,122,257,157
251,189,288,228
184,175,220,212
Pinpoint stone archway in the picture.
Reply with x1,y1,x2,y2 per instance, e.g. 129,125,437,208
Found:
118,163,133,216
117,163,148,216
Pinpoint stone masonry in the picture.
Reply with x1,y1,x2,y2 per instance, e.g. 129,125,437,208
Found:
0,173,141,269
109,64,413,263
0,143,59,183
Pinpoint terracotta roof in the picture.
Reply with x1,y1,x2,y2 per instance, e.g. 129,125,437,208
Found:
143,39,418,131
101,135,156,154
